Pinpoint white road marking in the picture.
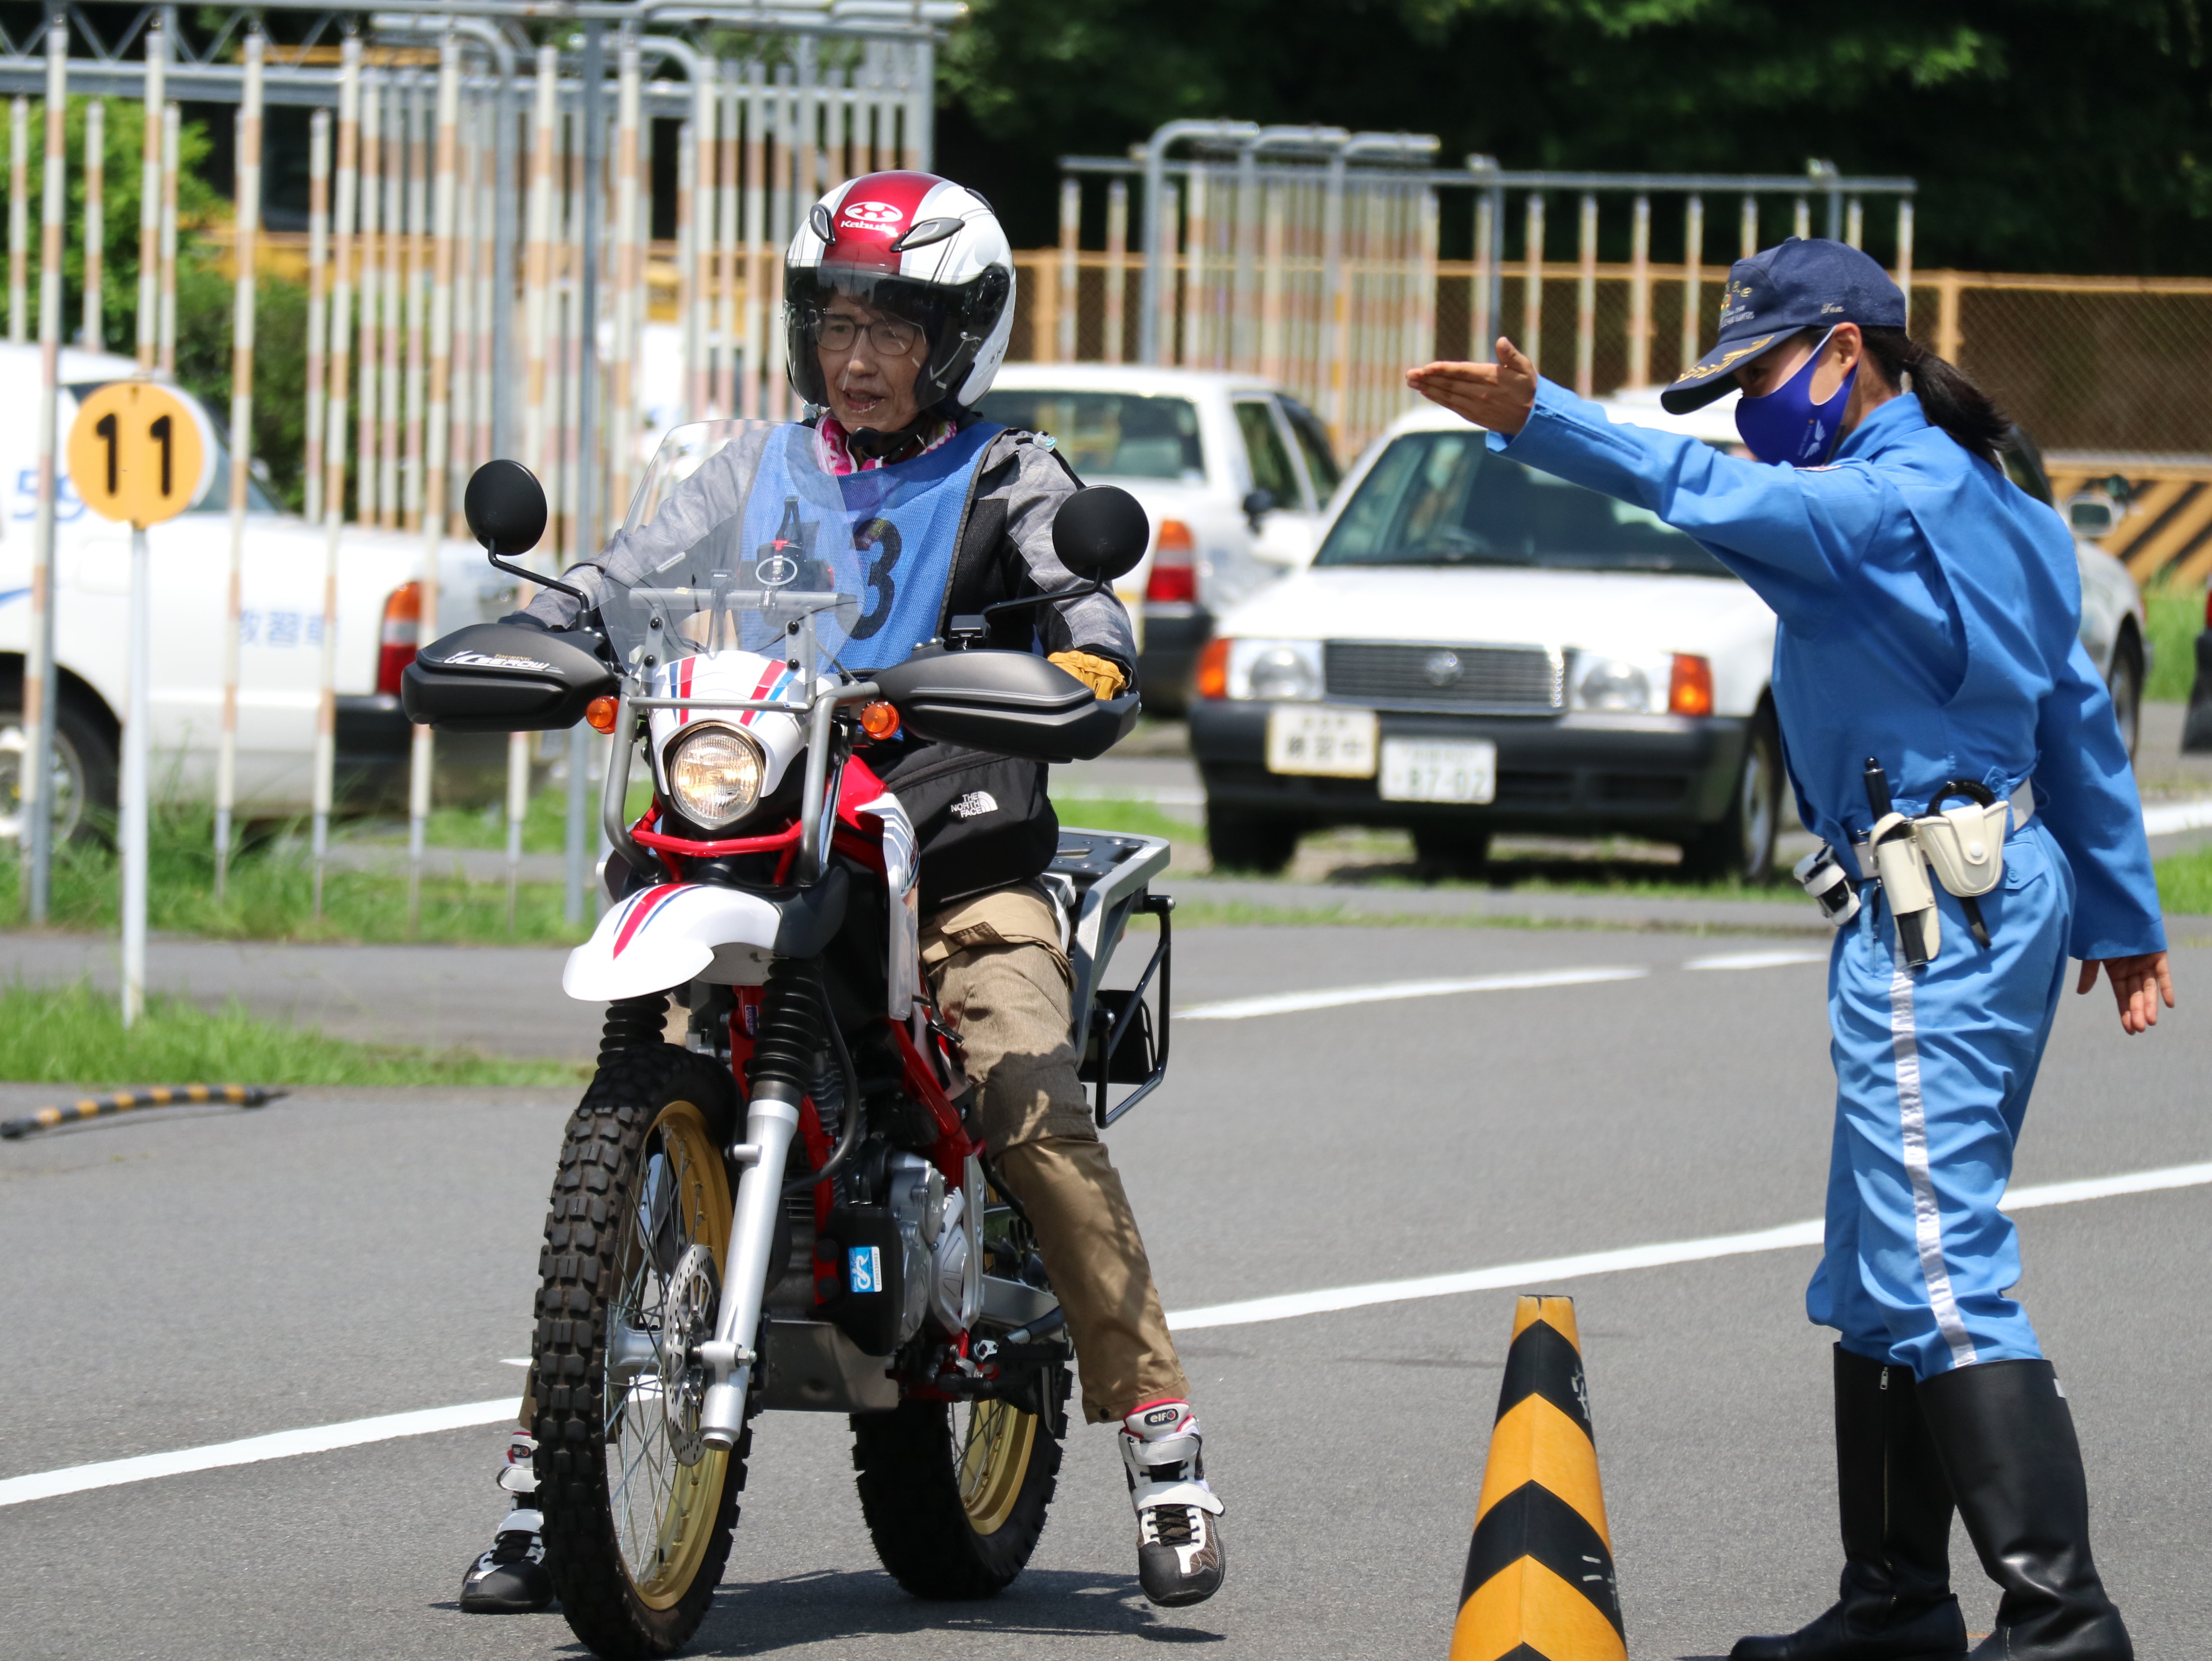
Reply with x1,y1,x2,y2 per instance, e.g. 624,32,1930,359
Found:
0,1397,520,1510
499,1357,531,1367
1684,949,1828,971
9,1158,2207,1509
2142,795,2212,838
1165,1159,2212,1332
1179,965,1649,1022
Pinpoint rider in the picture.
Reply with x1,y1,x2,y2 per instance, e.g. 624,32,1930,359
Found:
460,171,1225,1615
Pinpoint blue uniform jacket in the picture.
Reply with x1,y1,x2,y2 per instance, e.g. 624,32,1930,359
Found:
1496,379,2164,962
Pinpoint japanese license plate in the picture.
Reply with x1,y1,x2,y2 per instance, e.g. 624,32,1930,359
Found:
1265,705,1378,777
1379,738,1497,804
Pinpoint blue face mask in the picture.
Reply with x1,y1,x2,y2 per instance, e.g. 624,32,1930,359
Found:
1735,328,1856,466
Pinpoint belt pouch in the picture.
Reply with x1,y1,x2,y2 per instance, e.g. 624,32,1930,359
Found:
1914,799,2008,897
1870,813,1942,962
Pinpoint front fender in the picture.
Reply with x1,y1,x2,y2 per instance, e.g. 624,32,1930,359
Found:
562,870,850,1002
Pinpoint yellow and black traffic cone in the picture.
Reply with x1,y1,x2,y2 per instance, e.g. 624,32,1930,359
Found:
1449,1295,1626,1661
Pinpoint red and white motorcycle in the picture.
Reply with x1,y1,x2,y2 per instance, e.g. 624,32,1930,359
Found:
405,422,1171,1658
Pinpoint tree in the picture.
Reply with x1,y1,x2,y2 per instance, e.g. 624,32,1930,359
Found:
936,0,2212,274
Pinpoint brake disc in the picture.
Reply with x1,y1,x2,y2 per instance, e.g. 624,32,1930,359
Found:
661,1242,720,1467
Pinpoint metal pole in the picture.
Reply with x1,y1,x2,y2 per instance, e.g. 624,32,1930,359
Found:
355,66,380,525
121,524,148,1023
79,99,101,349
8,98,25,343
1739,193,1757,259
304,107,328,524
714,58,737,416
1470,185,1493,364
1681,193,1703,380
1321,148,1344,443
1056,174,1078,363
1259,177,1284,380
379,75,404,527
1626,191,1649,389
23,12,64,921
567,19,606,928
1792,194,1809,242
159,100,178,374
1182,163,1207,371
407,32,458,933
690,81,713,420
1103,176,1126,364
216,31,264,899
1573,191,1596,397
313,34,360,919
489,34,516,466
1137,120,1258,365
1522,191,1544,373
609,36,640,517
402,76,426,532
1895,198,1914,318
136,19,161,371
741,59,765,419
1845,195,1863,250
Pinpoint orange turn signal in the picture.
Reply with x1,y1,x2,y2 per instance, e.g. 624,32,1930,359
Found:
1667,654,1714,717
585,695,620,734
859,699,902,740
1195,636,1231,701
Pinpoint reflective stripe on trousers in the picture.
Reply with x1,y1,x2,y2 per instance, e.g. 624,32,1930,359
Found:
1807,821,2074,1380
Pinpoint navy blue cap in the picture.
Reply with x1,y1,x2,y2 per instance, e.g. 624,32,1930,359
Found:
1660,237,1907,414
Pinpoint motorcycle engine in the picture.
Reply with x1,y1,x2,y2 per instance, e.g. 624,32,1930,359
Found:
883,1151,984,1343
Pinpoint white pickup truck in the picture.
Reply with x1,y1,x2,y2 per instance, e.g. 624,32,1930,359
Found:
0,342,510,840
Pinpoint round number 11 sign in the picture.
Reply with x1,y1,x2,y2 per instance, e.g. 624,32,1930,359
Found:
66,378,213,529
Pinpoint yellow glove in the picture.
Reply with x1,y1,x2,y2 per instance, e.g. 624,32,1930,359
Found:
1048,650,1127,700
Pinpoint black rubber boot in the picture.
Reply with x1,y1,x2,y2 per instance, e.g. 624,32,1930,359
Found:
1916,1359,2132,1661
1732,1347,1968,1661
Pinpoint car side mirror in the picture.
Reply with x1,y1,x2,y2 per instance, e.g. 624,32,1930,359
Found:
1242,487,1276,528
1051,485,1151,585
2067,495,2118,539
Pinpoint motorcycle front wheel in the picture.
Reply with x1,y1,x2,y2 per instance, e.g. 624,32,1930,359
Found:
533,1044,744,1659
851,1368,1071,1599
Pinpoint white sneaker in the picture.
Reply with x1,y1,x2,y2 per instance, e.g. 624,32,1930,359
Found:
458,1431,553,1614
1119,1400,1226,1607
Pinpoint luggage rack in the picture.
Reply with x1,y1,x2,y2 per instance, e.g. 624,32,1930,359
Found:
1046,830,1172,1129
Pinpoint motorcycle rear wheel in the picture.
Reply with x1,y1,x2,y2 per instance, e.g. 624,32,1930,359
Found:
533,1044,745,1659
851,1371,1071,1599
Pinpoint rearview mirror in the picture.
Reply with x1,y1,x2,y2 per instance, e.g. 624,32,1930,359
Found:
1241,488,1276,527
1051,485,1150,585
2067,495,2118,539
465,459,549,559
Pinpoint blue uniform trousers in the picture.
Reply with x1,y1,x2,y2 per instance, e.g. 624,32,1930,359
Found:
1808,821,2076,1381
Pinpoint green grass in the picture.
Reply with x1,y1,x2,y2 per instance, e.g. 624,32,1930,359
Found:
2146,581,2204,703
0,981,583,1086
1056,796,1206,844
2155,845,2212,916
417,779,654,856
5,801,595,946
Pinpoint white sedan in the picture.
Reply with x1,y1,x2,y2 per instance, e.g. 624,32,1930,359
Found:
1189,387,2148,881
977,363,1340,711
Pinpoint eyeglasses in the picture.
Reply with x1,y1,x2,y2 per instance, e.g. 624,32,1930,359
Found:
815,315,923,357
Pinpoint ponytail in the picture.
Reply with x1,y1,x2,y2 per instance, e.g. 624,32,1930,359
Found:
1858,327,2009,469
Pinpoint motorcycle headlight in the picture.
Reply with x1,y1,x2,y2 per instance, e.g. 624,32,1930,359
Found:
1226,638,1324,701
665,723,765,829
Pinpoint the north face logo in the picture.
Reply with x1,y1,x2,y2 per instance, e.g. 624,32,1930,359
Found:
949,791,998,820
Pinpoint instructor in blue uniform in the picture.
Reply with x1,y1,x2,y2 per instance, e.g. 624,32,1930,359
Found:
1410,239,2170,1661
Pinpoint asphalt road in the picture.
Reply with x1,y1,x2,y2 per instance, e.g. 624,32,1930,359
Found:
2,925,2208,1660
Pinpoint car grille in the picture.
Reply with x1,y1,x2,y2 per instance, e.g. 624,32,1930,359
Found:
1323,641,1564,713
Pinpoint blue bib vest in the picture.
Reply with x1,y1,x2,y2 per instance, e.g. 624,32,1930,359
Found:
734,419,1001,674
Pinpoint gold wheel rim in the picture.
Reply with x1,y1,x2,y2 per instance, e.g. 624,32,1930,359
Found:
957,1399,1038,1537
609,1098,733,1610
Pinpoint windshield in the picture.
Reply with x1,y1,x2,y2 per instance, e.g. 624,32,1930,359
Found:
1316,429,1732,577
972,390,1206,483
612,418,871,683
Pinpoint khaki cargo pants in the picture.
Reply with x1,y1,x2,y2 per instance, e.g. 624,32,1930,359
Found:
923,879,1190,1425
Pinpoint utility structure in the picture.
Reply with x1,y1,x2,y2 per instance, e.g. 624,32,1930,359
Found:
1060,125,1916,456
0,0,959,924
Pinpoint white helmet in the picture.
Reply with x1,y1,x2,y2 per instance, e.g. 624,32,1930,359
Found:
783,170,1016,412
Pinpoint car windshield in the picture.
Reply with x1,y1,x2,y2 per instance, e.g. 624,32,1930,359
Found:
1315,429,1733,577
971,390,1206,484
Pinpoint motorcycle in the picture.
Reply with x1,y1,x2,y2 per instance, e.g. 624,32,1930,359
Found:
403,421,1174,1658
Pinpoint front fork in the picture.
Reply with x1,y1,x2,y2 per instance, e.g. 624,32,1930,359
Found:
696,1081,800,1448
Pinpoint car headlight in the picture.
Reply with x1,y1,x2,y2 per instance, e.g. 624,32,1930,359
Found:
1568,652,1673,713
1226,638,1324,701
665,723,765,828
